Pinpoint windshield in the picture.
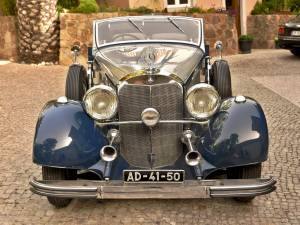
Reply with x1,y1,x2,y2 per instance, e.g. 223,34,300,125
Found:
94,16,202,48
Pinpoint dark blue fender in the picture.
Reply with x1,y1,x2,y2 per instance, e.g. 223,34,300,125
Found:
193,97,269,169
33,100,108,168
33,97,268,176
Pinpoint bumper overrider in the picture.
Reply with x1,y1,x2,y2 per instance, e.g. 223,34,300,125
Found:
30,177,276,199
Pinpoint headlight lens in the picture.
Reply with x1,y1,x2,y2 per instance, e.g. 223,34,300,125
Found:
186,83,220,119
83,85,118,120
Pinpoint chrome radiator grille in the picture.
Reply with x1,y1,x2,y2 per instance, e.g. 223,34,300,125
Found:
118,76,183,168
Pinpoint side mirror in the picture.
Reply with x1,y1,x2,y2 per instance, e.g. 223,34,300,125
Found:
214,41,223,59
71,43,81,64
71,44,81,53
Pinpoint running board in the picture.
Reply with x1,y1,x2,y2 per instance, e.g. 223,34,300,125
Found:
30,178,276,199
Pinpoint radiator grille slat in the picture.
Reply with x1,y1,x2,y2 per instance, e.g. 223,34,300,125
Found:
119,77,183,168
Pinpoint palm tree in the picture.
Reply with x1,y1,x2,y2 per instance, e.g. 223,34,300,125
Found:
16,0,59,63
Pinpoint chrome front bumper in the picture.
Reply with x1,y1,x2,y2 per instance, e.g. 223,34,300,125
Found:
30,178,276,199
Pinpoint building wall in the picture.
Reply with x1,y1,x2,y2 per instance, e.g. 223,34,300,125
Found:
129,0,165,10
127,0,227,11
0,16,18,61
246,0,260,16
103,0,259,13
195,0,225,9
99,0,129,8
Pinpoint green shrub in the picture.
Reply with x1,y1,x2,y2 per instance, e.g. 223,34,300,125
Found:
206,8,216,13
0,0,16,16
288,0,300,12
126,6,154,14
251,0,286,14
239,35,254,41
57,0,80,9
187,7,205,13
70,0,99,13
98,5,119,12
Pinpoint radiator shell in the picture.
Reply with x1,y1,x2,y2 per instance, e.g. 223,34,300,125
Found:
118,76,183,168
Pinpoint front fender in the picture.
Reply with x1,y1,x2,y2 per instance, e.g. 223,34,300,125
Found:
33,100,108,168
194,97,269,168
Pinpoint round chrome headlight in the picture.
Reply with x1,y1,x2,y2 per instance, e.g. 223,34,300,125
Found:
186,83,220,120
83,85,118,120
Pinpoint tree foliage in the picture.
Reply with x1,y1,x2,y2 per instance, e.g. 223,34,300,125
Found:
0,0,16,16
288,0,300,12
251,0,286,14
57,0,80,9
69,0,99,13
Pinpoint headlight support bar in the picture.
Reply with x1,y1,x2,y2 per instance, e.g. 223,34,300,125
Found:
96,119,209,127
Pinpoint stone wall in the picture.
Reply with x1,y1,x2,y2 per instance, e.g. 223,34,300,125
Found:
0,16,18,61
247,15,296,49
60,13,238,65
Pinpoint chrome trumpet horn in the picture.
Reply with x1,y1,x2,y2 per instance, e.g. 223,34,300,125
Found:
100,145,117,162
181,130,201,166
100,129,120,162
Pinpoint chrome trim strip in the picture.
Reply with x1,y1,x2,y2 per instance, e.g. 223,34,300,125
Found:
30,178,97,192
210,177,276,191
96,119,209,126
210,187,276,198
279,35,300,41
31,189,97,199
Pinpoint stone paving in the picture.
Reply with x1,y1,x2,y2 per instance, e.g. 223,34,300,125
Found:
0,49,299,225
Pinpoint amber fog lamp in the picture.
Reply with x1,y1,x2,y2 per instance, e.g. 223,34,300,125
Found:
186,83,220,120
141,108,160,127
83,85,118,120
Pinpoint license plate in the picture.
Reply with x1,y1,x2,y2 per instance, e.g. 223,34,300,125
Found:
291,30,300,36
123,170,184,183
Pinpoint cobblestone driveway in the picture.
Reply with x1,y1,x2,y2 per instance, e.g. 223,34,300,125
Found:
0,50,299,225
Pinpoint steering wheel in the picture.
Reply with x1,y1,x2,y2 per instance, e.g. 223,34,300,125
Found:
112,33,143,42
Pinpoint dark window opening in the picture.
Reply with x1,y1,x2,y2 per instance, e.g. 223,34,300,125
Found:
180,0,188,4
226,0,233,9
167,0,175,5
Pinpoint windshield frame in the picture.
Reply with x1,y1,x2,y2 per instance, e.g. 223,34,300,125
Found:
93,16,205,51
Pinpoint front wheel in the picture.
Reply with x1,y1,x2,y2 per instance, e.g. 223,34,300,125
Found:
291,48,300,57
65,64,88,101
211,60,232,99
227,163,262,202
42,167,77,208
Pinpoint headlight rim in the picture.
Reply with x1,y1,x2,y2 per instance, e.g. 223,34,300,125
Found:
185,83,220,120
83,84,118,120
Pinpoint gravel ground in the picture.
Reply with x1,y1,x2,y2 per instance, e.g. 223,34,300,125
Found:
0,49,299,225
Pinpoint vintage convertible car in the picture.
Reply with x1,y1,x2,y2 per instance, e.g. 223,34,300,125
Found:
30,16,276,208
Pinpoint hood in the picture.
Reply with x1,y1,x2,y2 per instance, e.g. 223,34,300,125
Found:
95,43,204,85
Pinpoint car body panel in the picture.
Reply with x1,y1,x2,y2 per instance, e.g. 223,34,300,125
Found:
33,97,268,179
33,101,108,168
194,97,268,168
